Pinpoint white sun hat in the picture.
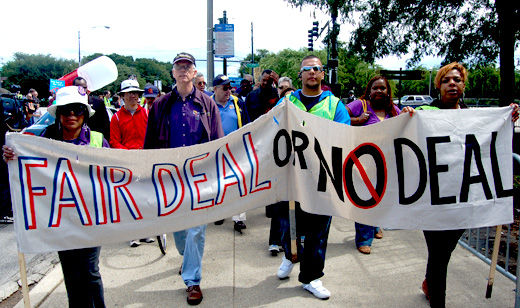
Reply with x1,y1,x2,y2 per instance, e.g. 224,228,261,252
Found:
47,86,95,117
118,79,144,94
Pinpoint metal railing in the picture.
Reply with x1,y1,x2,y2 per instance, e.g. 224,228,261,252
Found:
458,153,520,307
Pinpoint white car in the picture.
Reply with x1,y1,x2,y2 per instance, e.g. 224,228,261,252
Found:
399,95,433,106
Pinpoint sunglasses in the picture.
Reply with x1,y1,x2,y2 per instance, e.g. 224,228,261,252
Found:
222,86,232,91
174,63,193,71
59,104,87,116
197,81,206,85
300,66,323,72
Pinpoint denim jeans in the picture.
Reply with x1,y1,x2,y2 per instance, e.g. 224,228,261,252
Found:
278,202,332,284
58,247,105,308
174,224,207,287
354,222,380,247
423,229,465,308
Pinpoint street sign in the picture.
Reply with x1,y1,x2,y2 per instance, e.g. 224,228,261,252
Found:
380,70,424,80
49,79,65,93
214,24,234,58
246,63,259,68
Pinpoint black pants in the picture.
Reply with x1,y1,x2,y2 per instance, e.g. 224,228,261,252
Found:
58,247,105,308
279,202,332,284
266,203,282,246
423,229,465,308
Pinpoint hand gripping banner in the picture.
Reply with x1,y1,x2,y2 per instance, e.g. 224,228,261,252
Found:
7,102,514,253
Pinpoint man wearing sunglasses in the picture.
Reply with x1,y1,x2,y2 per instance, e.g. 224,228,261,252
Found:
211,74,250,232
144,52,223,306
275,55,350,300
193,73,213,96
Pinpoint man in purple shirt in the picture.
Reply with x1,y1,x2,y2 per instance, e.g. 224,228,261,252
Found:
144,52,224,305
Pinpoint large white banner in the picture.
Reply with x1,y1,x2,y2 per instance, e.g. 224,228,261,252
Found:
7,102,514,253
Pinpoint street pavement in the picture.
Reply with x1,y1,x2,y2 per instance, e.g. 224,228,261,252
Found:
5,207,517,307
0,223,58,303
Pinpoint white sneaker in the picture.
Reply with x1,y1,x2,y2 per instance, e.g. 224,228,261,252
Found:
302,279,330,299
129,240,140,247
277,255,294,279
269,244,279,256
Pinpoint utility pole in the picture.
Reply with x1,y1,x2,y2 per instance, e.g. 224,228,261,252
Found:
207,0,214,84
329,3,340,96
251,22,254,81
219,11,228,75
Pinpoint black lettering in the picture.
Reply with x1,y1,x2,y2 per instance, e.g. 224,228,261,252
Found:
427,136,456,205
273,129,292,167
460,134,493,202
490,131,513,198
291,130,309,169
394,138,427,205
314,138,344,201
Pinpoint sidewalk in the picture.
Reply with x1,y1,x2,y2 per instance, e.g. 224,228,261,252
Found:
16,207,515,307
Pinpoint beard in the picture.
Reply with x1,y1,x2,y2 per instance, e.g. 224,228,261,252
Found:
305,82,320,90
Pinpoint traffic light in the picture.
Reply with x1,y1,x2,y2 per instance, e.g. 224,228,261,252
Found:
308,29,314,51
312,21,319,37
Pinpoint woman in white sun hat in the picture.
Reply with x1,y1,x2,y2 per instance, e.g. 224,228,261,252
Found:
3,85,109,308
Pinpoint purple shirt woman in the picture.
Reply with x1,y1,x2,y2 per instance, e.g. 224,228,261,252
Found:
346,76,400,255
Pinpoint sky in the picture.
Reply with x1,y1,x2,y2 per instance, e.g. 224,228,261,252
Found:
0,0,450,80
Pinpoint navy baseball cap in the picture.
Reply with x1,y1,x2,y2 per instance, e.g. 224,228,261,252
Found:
213,74,231,87
143,85,159,98
173,52,196,66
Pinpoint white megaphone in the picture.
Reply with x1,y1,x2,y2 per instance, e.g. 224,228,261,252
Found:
59,56,118,91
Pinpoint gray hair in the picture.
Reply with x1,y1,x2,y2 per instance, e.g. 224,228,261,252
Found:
193,73,205,84
278,76,293,88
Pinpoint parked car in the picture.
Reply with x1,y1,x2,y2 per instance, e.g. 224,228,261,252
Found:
399,95,433,106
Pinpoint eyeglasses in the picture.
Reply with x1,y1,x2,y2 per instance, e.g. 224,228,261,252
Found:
222,86,232,91
300,66,323,72
58,104,87,116
197,81,206,85
174,64,193,71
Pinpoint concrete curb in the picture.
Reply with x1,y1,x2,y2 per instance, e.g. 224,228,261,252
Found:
14,265,63,308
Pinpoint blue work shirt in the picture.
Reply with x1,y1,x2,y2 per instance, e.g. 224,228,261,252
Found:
168,87,207,148
215,97,239,136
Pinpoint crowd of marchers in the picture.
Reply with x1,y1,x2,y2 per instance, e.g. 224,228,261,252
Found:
1,52,519,308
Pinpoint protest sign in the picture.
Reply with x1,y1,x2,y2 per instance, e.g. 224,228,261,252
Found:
7,102,513,253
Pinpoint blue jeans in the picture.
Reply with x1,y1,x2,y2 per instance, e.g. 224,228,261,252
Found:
174,225,207,287
278,202,332,284
58,247,105,308
355,222,380,247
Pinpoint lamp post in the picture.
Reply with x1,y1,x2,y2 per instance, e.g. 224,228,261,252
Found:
78,26,110,67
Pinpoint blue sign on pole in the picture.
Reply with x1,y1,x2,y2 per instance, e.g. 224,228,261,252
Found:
214,24,234,58
49,79,65,93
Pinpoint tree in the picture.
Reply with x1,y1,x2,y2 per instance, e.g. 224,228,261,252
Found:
238,49,271,77
285,0,520,105
0,53,76,99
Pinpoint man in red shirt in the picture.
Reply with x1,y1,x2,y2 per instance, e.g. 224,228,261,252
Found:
110,79,154,246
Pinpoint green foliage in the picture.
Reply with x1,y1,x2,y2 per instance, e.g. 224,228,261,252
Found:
0,53,76,99
238,49,271,77
1,53,174,100
285,0,519,67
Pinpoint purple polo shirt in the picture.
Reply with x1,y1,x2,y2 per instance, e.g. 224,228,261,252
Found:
62,126,110,148
347,99,400,126
168,87,206,148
